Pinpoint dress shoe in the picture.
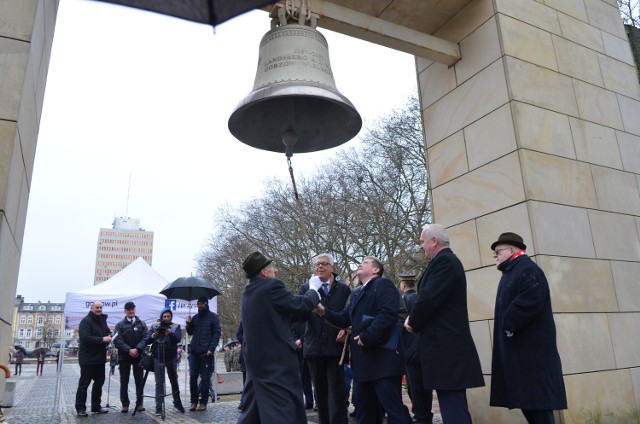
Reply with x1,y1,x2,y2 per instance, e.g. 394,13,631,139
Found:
196,402,207,411
313,405,318,411
189,403,197,411
120,406,128,413
238,402,244,411
154,409,162,416
91,407,109,414
174,400,185,413
135,405,145,412
77,410,88,417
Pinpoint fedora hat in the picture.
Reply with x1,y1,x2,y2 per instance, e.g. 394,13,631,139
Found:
491,232,527,251
243,251,273,278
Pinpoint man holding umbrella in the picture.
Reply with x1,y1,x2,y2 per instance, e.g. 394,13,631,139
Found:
186,296,221,412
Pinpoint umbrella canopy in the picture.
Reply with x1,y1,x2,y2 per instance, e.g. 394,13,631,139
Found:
93,0,274,27
224,340,240,349
160,276,220,301
14,345,27,355
32,347,50,357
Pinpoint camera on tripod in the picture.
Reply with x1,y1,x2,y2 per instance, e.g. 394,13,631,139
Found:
156,321,171,335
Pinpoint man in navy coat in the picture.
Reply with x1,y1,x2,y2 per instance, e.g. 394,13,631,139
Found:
238,251,322,424
318,256,412,424
490,232,566,424
404,224,484,424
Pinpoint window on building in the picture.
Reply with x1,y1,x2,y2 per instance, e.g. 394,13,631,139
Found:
23,305,33,311
26,328,32,338
54,329,60,337
39,306,46,311
18,328,24,338
19,315,26,324
65,330,73,338
27,316,33,324
25,342,30,349
49,316,54,324
37,316,44,326
55,316,61,324
36,328,43,338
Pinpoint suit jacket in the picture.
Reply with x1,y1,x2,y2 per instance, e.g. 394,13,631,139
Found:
323,276,405,383
238,276,320,424
408,248,484,390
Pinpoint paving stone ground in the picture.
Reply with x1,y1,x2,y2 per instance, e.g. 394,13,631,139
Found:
2,361,441,423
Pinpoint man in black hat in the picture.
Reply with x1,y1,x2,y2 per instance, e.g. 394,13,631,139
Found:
186,295,221,411
237,251,322,424
113,301,148,413
489,232,567,424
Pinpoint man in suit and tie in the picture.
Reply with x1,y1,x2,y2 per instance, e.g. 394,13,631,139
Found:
317,256,412,424
404,224,485,424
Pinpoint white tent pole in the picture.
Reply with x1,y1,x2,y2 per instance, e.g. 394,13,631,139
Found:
54,313,66,412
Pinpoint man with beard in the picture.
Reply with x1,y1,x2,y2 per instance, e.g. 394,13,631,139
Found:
238,251,322,424
489,232,566,424
75,301,112,417
186,296,221,412
113,301,147,413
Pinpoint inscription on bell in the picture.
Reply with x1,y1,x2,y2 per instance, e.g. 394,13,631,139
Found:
262,48,332,77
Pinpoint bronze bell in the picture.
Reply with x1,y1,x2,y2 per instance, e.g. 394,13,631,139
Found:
228,23,362,156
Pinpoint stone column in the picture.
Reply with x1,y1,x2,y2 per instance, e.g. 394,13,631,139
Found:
0,0,59,399
417,0,640,422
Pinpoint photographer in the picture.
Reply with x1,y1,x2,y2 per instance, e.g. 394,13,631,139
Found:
144,309,185,416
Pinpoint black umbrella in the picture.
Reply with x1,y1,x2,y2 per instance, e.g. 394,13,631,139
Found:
224,340,240,349
160,276,220,301
14,345,27,355
32,347,50,356
93,0,275,27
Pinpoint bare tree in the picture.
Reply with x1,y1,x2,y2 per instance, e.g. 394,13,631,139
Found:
197,95,431,333
618,0,640,27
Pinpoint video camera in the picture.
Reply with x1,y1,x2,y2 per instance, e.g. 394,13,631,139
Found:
157,321,172,335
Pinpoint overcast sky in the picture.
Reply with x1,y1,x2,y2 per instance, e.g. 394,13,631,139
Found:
15,0,418,303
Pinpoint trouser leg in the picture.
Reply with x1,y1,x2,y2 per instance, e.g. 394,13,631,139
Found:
119,360,131,405
189,353,200,403
90,365,106,411
522,409,556,424
75,366,92,412
131,359,144,405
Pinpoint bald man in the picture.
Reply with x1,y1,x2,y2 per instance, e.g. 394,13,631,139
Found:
75,301,112,417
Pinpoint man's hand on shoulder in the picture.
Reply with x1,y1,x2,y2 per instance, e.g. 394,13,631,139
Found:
308,275,322,292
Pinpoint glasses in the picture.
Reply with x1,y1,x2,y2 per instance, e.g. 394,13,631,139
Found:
493,247,511,256
315,262,331,267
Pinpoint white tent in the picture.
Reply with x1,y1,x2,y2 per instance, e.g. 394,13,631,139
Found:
64,257,216,328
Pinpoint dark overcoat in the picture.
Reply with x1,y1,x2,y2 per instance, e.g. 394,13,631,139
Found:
408,248,484,390
78,311,111,366
299,275,352,358
490,254,567,410
323,276,406,383
238,276,320,424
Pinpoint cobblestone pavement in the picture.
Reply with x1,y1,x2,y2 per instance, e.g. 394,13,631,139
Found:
2,362,442,423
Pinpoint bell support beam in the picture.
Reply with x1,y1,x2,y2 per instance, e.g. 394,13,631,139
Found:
269,1,461,66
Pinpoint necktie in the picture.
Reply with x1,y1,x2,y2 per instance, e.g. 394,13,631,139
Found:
322,283,329,295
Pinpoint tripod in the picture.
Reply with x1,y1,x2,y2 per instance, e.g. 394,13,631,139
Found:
104,347,116,410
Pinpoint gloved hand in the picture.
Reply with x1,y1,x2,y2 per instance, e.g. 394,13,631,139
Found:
308,275,323,292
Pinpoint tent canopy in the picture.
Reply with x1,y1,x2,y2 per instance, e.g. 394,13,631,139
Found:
64,258,216,329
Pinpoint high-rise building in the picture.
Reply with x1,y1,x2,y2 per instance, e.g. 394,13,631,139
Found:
94,217,154,285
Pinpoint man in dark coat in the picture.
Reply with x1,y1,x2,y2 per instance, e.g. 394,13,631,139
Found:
186,296,221,412
490,232,567,424
113,301,148,413
299,253,351,424
238,251,322,424
74,301,112,417
319,256,412,424
405,224,484,424
399,274,433,424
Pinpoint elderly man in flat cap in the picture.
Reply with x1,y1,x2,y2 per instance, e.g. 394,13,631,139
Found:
237,251,322,424
113,301,148,413
490,232,567,424
186,295,221,412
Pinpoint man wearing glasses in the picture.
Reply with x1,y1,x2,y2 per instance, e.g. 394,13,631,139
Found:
489,232,566,424
404,224,484,424
300,253,351,423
